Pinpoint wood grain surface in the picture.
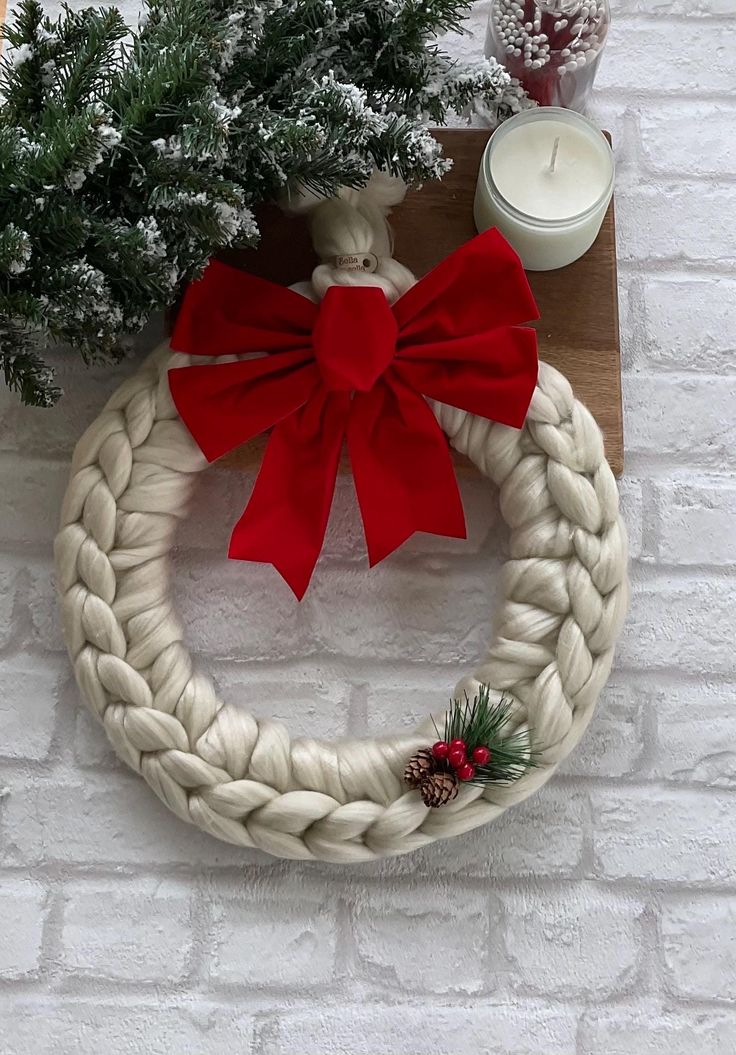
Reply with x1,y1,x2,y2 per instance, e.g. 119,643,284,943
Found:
210,128,624,476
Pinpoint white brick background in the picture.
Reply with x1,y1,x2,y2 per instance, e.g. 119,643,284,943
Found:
1,3,735,1052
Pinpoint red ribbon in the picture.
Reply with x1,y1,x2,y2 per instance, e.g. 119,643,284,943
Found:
169,228,539,598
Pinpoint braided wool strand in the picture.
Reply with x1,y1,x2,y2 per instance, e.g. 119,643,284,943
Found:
55,176,628,862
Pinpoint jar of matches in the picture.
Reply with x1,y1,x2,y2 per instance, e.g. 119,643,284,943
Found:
486,0,611,114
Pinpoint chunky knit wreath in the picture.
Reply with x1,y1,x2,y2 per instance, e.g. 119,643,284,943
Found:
55,176,628,863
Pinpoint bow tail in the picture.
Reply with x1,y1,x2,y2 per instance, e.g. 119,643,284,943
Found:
347,375,466,566
229,389,350,599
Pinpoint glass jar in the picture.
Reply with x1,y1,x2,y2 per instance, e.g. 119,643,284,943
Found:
486,1,611,114
474,107,615,270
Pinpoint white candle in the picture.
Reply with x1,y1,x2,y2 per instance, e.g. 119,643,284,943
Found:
474,107,614,271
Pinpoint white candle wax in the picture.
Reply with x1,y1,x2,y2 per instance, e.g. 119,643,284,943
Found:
474,107,614,271
491,120,608,220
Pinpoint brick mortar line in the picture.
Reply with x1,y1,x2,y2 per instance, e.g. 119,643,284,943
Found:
3,859,735,895
0,964,730,1005
0,643,731,681
636,172,736,186
592,89,736,101
0,977,734,1017
4,987,728,1016
619,259,736,276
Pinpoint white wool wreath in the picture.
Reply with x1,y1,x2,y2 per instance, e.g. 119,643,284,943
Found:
55,175,628,863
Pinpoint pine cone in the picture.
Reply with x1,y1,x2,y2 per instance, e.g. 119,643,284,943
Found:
419,770,459,808
404,749,435,789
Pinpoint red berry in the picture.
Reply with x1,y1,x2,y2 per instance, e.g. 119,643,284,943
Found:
448,746,466,768
472,745,491,765
457,762,475,781
432,741,449,760
450,738,466,751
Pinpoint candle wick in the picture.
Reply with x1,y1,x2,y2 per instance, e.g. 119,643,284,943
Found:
549,136,561,174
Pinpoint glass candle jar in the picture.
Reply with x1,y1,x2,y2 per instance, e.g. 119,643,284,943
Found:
474,107,614,271
486,0,611,114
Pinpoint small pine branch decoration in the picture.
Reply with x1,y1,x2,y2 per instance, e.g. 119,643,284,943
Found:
0,0,530,408
405,686,539,807
439,685,538,785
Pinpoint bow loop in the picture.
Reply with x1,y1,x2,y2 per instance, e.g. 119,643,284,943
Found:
169,227,539,598
395,226,539,345
313,286,397,392
171,259,316,358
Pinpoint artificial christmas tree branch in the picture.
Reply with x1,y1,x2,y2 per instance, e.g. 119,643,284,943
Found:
0,0,529,406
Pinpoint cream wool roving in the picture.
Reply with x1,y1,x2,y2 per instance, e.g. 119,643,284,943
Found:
55,173,629,863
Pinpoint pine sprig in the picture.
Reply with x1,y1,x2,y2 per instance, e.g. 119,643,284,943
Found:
0,327,60,407
436,685,538,786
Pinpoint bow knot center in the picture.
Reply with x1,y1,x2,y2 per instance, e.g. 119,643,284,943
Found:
312,286,398,392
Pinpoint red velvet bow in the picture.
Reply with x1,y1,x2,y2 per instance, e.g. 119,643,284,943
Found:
169,228,539,598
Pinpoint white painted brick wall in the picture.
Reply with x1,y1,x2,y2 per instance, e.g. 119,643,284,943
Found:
2,4,735,1053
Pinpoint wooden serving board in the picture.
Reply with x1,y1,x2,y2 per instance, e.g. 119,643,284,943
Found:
217,128,623,476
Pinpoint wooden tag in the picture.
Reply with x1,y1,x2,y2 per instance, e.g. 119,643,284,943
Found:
333,252,378,273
